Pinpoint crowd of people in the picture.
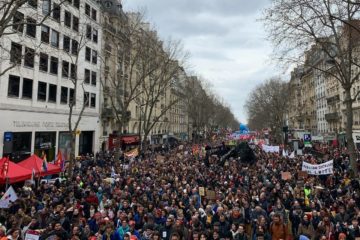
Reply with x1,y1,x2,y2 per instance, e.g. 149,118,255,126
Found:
0,139,360,240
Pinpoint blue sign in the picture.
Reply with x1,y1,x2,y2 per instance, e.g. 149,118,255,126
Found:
304,134,311,142
4,132,13,142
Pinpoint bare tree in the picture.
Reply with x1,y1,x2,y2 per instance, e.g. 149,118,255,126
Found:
63,18,99,178
135,36,187,149
101,12,145,135
183,76,212,142
245,78,289,144
182,76,238,142
263,0,360,174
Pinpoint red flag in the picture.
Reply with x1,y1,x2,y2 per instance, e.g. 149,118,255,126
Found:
2,156,10,177
55,150,62,167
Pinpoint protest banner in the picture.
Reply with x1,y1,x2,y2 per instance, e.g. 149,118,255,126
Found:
262,145,280,153
301,160,333,175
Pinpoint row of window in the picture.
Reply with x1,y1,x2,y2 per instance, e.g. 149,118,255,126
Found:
8,75,96,107
40,0,80,12
8,75,73,104
13,12,78,42
10,43,97,85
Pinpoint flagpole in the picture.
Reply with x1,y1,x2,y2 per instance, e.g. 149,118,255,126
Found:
5,177,8,190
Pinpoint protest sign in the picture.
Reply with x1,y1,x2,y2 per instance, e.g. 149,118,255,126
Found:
262,145,280,153
199,187,205,196
298,171,308,179
206,189,216,200
281,172,292,180
301,160,333,175
25,230,40,240
0,186,18,208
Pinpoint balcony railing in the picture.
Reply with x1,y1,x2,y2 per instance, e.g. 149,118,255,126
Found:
325,112,339,122
326,94,340,104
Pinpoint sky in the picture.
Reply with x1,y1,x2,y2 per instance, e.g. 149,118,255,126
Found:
123,0,278,124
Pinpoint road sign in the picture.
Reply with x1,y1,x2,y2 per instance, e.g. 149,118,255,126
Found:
4,132,13,142
304,134,311,142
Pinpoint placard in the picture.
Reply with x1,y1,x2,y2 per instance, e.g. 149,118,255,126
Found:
199,187,205,196
281,172,292,180
206,189,216,200
298,171,308,179
25,230,40,240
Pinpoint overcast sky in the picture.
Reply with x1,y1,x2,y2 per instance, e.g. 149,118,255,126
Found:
123,0,278,124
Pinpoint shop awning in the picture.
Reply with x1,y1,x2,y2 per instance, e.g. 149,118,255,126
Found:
121,135,140,144
0,158,32,184
18,155,61,177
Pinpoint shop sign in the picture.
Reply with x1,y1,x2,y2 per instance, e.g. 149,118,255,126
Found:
4,132,13,142
13,121,67,129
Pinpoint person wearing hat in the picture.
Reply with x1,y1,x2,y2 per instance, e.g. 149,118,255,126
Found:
88,212,102,234
298,214,315,240
127,220,140,240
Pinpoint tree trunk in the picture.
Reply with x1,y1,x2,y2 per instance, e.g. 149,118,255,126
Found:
68,134,76,179
344,89,358,176
142,131,149,152
114,122,123,162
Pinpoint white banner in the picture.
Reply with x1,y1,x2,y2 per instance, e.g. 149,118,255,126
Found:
25,232,40,240
301,160,333,175
262,145,280,153
0,186,18,208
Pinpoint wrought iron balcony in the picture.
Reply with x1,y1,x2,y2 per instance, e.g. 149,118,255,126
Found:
325,112,339,122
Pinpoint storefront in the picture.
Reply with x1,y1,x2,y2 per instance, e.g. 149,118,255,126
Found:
108,134,140,151
3,132,32,162
79,131,94,155
34,131,56,162
0,109,100,159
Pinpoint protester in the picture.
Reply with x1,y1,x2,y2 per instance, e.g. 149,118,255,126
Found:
0,137,359,240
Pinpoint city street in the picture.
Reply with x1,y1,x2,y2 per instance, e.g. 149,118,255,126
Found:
1,0,360,240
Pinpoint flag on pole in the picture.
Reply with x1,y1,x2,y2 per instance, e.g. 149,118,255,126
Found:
55,150,65,171
1,156,10,178
0,186,18,208
124,148,139,158
31,168,36,182
41,151,48,172
289,151,295,159
282,149,288,157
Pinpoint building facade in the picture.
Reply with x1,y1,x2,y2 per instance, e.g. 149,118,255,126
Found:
0,0,102,160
